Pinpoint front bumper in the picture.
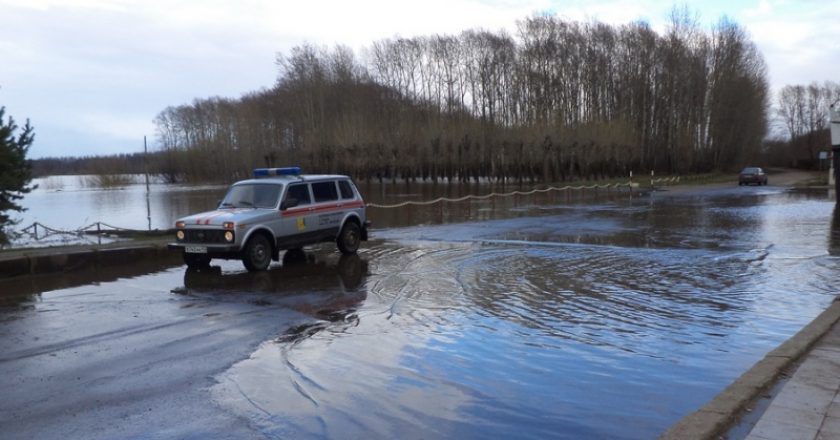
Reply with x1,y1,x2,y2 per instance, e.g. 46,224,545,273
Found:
168,242,242,259
739,176,764,183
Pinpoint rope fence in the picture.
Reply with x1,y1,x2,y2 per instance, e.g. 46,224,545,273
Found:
365,181,635,209
365,173,686,209
652,176,681,184
11,174,685,238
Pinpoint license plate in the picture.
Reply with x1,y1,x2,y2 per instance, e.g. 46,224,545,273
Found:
185,246,207,254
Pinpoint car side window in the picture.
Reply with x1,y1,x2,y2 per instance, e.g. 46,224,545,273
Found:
338,180,354,199
285,184,311,205
312,181,339,203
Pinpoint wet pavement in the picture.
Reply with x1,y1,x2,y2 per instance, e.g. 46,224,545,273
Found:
744,319,840,440
2,184,840,439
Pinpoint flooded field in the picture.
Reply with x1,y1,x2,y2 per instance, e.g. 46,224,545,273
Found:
12,174,631,244
2,180,840,438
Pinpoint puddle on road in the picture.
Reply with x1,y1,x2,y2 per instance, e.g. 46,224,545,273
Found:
206,188,840,439
172,252,369,321
0,253,182,310
3,186,840,439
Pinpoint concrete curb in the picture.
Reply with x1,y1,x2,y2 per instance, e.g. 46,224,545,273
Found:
660,298,840,439
0,243,173,279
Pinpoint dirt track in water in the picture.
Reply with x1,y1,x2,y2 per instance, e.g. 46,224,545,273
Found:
659,168,823,195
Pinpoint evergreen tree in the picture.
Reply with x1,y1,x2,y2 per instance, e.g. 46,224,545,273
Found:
0,106,35,245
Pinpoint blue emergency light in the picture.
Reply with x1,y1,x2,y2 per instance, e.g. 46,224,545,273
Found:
253,167,302,178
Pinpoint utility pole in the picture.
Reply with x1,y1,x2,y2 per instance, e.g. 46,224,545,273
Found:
144,136,151,230
832,106,840,198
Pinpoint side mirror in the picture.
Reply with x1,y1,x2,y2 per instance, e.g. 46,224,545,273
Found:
281,198,299,211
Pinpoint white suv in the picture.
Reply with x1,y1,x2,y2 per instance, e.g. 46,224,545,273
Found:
169,167,369,271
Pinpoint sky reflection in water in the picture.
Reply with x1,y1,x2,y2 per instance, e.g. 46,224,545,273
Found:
209,187,840,439
9,177,840,438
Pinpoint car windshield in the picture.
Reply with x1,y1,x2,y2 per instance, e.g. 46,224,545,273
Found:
741,167,760,174
219,184,283,209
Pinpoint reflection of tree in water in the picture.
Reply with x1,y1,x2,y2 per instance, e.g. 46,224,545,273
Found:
0,285,41,309
0,255,181,309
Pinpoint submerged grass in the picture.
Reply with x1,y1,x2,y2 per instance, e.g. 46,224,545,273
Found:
80,174,135,189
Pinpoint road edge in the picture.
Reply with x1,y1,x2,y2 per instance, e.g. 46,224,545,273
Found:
659,297,840,439
0,241,173,278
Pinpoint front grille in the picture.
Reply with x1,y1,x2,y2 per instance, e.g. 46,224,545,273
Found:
184,229,227,244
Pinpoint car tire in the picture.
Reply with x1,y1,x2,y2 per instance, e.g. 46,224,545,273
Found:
337,222,361,255
243,234,272,271
184,252,211,269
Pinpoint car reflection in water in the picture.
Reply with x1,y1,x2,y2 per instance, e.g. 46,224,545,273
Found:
177,250,368,331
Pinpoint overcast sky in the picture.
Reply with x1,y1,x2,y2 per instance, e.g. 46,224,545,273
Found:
0,0,837,158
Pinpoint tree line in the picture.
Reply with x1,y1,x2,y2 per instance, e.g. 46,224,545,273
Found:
150,11,769,183
766,81,840,168
32,152,155,177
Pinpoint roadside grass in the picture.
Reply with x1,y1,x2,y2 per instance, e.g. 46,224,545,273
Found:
795,177,829,187
541,172,733,189
790,170,829,187
675,173,733,185
42,176,66,191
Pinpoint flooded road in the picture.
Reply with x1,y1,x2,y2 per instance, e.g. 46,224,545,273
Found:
2,184,840,438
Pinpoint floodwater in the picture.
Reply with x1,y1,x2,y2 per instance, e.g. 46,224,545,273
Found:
2,178,840,438
10,175,227,246
13,174,630,244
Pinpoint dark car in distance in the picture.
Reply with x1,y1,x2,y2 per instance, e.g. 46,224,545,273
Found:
738,167,768,186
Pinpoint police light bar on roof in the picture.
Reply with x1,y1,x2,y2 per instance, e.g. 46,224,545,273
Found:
253,167,301,178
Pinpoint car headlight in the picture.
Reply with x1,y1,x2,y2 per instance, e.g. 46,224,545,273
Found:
224,231,234,242
176,230,185,240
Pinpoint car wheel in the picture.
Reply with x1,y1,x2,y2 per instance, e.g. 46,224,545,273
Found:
243,234,272,271
184,252,211,269
337,222,361,255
